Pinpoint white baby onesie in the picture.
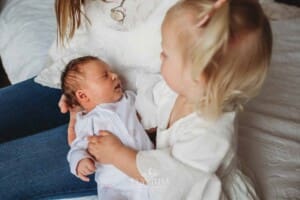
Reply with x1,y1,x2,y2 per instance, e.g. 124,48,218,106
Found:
67,91,153,200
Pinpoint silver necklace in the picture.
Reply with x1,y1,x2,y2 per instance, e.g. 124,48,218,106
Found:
102,0,126,23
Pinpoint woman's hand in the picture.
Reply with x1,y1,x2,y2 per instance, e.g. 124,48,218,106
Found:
58,94,82,145
58,94,69,114
67,111,77,145
87,131,124,164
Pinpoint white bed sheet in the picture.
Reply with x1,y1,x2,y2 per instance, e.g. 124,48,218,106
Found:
0,0,56,84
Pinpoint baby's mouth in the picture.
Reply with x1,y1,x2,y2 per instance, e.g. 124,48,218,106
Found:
114,83,122,90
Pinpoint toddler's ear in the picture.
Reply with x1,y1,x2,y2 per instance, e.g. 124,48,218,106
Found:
75,90,88,102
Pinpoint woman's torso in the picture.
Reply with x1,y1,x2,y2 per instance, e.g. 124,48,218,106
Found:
35,0,179,90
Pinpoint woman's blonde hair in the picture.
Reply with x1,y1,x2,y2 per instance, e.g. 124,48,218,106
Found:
55,0,88,45
165,0,272,120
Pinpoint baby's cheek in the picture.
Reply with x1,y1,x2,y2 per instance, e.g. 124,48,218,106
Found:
160,63,167,76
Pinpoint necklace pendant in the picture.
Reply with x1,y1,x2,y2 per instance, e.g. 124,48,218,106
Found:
110,8,126,22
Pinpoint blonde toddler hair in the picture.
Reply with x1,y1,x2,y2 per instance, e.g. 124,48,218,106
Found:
164,0,272,120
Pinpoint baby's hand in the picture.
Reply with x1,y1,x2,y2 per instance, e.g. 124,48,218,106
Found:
76,158,96,182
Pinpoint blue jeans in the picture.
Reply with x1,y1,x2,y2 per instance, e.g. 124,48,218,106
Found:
0,78,97,199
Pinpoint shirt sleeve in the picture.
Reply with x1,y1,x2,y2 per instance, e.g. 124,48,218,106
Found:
135,73,162,129
136,127,230,181
67,114,96,176
136,148,222,199
67,137,93,176
171,127,230,173
136,117,234,198
67,111,116,176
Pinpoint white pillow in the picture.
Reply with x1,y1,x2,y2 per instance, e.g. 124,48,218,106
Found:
0,0,56,84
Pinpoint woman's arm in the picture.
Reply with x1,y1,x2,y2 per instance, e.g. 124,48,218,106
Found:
87,131,146,184
58,94,82,145
67,111,77,145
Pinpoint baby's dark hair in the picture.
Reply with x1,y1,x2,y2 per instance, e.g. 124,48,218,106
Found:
61,56,100,108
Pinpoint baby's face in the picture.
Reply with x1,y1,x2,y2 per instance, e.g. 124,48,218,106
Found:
81,60,123,105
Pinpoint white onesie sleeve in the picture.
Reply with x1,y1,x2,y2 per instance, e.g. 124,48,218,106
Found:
67,110,112,176
67,137,93,176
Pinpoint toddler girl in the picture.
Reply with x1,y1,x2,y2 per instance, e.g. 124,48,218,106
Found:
87,0,272,199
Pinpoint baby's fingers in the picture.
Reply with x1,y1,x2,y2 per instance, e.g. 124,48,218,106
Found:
83,165,95,175
87,163,96,172
77,172,90,182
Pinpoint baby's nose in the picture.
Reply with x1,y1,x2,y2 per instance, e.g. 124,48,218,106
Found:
111,72,118,80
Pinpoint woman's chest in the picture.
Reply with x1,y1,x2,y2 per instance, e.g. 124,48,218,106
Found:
84,1,165,72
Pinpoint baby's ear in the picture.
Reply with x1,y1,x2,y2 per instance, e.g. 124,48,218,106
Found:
75,90,88,103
